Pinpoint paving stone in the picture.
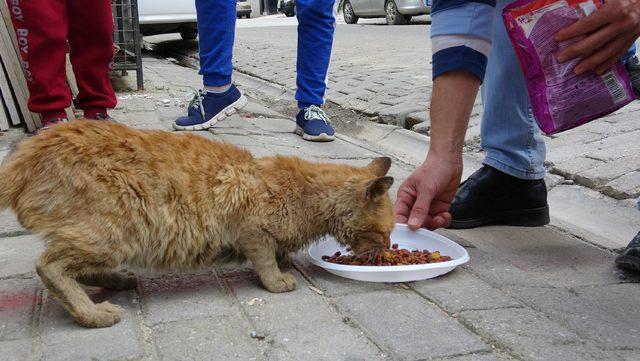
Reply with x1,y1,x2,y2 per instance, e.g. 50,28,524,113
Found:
552,156,605,179
434,352,516,361
246,117,295,133
460,247,563,288
459,308,612,361
577,155,640,188
42,290,143,361
546,142,599,166
152,314,263,361
411,121,430,135
0,339,31,361
267,133,377,159
411,269,522,313
118,96,160,112
0,235,43,278
139,273,230,326
548,185,640,250
239,101,287,118
0,278,39,341
546,131,605,149
374,129,429,165
618,350,640,361
224,269,385,361
450,225,630,287
116,111,166,130
155,103,186,123
0,210,25,237
602,171,640,199
336,290,489,360
509,284,640,349
587,130,640,161
242,145,278,158
214,133,267,147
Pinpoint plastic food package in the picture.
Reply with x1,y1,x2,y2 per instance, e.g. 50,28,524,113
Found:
503,0,635,134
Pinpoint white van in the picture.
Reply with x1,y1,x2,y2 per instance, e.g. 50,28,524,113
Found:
137,0,198,39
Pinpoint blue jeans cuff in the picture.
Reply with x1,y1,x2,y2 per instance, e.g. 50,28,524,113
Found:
483,155,545,180
203,74,233,87
298,101,321,109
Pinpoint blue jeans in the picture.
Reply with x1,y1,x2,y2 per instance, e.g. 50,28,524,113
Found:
480,0,546,180
195,0,336,108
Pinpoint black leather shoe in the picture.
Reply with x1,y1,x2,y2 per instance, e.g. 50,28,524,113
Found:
615,232,640,273
447,165,550,229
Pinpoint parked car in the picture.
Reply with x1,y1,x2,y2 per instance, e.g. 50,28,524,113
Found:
137,0,198,40
137,0,251,40
237,0,252,18
343,0,430,25
278,0,296,17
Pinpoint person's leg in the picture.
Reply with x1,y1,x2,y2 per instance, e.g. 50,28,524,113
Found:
197,0,234,88
294,0,337,142
481,0,546,180
6,0,70,125
67,0,116,119
174,0,246,131
447,0,549,229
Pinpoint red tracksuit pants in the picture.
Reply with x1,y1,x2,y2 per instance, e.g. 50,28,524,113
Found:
6,0,116,118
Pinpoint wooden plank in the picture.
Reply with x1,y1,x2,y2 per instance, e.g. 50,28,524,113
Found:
0,58,21,125
0,95,9,131
64,107,76,121
66,54,79,97
0,2,39,131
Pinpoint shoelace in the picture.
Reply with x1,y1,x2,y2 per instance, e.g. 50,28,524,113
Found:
304,105,330,125
186,89,207,120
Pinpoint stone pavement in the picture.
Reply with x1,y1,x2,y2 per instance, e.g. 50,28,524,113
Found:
145,15,640,205
0,56,639,361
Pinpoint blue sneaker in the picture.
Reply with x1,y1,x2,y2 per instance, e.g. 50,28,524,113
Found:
295,105,335,142
173,85,247,131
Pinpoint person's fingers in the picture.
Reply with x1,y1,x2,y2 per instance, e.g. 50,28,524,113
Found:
394,185,416,223
424,212,451,230
574,36,632,74
595,36,638,74
428,199,451,217
407,187,434,230
555,9,611,42
395,213,408,223
439,212,452,228
557,24,622,63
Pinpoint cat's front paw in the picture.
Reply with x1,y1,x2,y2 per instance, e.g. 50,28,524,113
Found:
262,272,297,293
75,301,123,328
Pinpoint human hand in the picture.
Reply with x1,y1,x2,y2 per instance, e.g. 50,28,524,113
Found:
556,0,640,75
394,153,463,231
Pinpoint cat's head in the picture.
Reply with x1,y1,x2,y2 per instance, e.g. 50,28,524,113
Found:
333,157,396,255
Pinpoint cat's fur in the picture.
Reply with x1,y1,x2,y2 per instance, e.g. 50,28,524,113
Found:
0,121,395,328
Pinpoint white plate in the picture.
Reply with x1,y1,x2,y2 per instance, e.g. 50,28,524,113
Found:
307,224,469,283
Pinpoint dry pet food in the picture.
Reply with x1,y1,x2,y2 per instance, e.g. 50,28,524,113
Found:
322,244,452,266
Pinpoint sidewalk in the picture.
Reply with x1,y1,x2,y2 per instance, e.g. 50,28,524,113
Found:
0,57,639,361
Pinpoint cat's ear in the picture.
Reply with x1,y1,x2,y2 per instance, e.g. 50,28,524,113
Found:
366,157,392,177
364,176,394,202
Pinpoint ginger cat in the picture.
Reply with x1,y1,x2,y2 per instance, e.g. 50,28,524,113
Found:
0,121,395,328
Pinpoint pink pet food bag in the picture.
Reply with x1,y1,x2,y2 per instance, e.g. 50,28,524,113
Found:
503,0,635,134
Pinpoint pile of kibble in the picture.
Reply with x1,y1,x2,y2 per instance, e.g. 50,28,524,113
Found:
322,244,452,266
